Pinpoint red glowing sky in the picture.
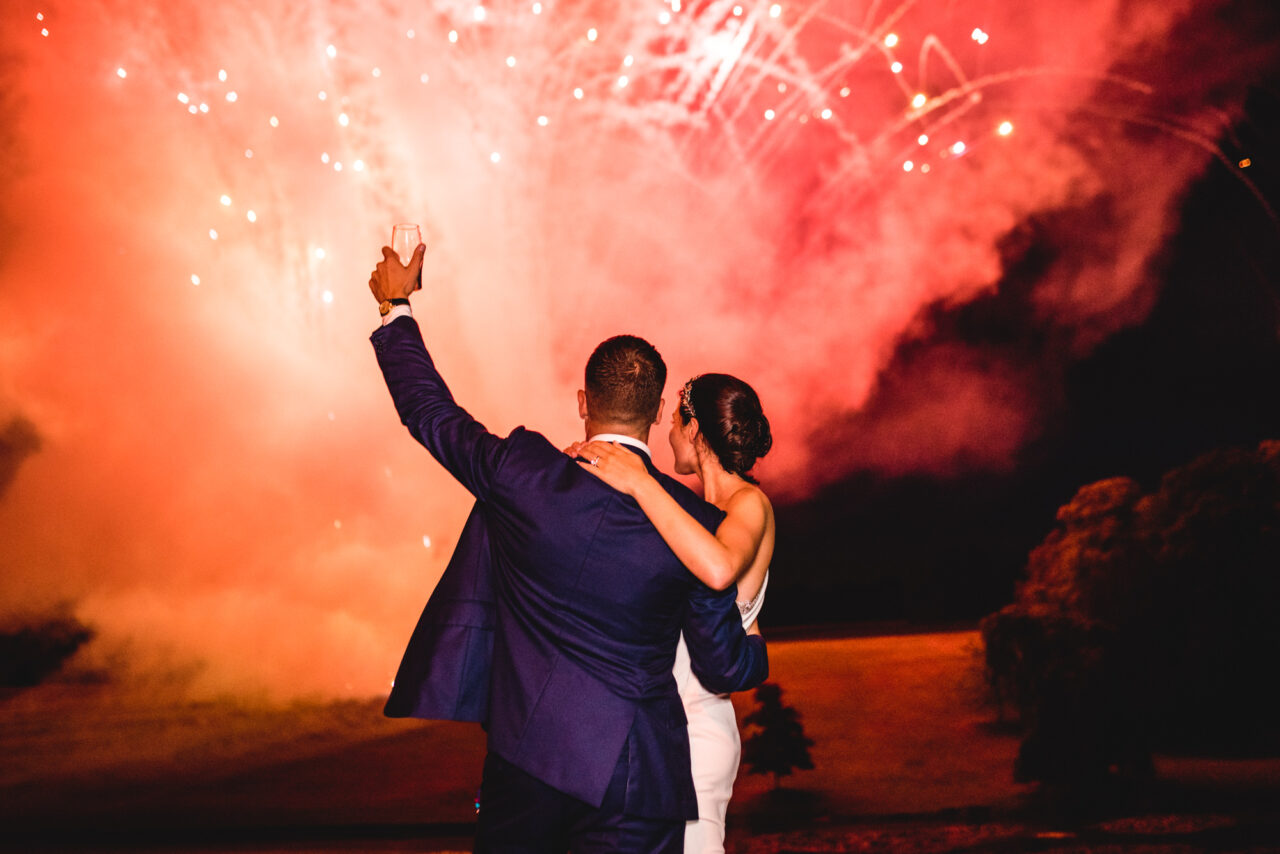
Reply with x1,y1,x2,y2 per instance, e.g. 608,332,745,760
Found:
0,0,1272,697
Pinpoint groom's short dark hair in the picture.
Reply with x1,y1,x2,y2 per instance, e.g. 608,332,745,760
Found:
585,335,666,428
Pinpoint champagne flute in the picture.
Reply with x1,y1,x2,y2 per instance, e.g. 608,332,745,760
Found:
391,223,423,264
391,223,423,291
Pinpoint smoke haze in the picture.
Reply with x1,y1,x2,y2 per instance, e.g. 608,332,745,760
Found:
0,0,1273,697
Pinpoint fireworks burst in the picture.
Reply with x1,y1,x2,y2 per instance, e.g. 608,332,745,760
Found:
1,0,1272,697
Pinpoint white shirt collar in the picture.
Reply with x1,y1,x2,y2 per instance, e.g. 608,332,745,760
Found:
587,433,652,459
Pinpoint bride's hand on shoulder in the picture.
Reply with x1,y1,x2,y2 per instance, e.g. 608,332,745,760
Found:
574,440,650,496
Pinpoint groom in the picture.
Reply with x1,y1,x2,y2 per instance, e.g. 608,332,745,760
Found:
368,244,768,852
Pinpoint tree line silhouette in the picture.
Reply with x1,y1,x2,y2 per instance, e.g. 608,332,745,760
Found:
982,439,1280,784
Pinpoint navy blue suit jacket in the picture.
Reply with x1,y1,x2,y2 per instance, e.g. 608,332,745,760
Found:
373,317,768,820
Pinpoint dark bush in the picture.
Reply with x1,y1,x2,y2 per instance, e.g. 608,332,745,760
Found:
982,439,1280,778
981,611,1150,783
0,616,94,688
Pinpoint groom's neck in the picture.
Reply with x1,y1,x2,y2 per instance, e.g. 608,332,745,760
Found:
584,419,651,445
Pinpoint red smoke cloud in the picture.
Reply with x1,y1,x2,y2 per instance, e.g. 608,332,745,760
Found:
0,0,1271,696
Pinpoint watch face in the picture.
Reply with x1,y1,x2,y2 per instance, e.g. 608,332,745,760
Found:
379,300,392,316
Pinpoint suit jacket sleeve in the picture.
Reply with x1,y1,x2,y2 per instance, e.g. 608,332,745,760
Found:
681,578,769,695
371,315,504,501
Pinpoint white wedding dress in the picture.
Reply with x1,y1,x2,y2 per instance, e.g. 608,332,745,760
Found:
672,571,768,854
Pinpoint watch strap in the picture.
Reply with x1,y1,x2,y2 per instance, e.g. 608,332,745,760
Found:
378,297,411,317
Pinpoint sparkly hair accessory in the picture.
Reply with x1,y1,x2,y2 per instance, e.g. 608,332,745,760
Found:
679,375,701,420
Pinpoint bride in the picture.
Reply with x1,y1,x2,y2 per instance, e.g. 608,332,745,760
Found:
570,373,774,854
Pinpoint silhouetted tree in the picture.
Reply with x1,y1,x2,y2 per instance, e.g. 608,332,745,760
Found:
741,682,814,788
983,439,1280,779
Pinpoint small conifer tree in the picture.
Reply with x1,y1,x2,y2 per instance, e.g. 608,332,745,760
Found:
741,682,814,788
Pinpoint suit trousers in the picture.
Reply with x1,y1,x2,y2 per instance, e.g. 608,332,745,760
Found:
475,749,683,854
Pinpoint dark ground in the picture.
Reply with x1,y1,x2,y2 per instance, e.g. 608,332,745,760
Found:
3,630,1278,853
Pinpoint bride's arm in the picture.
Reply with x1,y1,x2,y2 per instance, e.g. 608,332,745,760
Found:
572,440,767,591
636,481,768,590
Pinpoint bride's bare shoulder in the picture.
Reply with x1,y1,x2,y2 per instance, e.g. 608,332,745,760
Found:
725,483,773,519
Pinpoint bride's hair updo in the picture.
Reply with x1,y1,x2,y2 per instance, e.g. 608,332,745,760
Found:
678,373,772,483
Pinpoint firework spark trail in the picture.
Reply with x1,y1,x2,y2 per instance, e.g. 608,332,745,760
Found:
0,0,1271,697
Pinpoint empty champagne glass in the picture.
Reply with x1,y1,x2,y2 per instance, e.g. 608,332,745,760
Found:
391,223,423,291
391,223,423,265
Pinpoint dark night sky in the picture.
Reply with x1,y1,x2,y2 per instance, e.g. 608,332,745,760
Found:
769,80,1280,626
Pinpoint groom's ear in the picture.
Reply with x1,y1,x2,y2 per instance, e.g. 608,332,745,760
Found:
577,389,589,420
653,397,665,426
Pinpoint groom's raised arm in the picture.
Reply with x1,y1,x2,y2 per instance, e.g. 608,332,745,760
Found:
371,315,506,501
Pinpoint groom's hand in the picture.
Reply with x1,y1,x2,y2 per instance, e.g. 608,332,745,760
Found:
369,244,425,303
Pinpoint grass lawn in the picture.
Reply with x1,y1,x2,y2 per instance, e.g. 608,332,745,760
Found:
2,629,1277,852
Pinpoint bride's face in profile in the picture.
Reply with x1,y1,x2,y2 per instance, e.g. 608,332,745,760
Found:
668,410,700,477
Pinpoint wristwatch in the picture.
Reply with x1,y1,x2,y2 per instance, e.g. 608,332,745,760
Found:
379,298,411,316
